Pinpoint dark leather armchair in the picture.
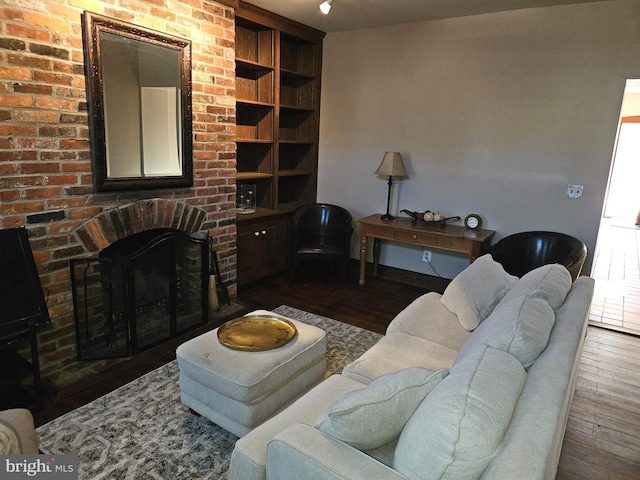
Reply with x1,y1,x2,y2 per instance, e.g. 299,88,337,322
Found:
290,203,353,283
485,231,587,281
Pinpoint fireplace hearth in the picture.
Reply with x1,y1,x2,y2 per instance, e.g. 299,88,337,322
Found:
71,228,209,360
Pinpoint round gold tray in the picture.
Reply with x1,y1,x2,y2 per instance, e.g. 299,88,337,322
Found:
217,315,297,351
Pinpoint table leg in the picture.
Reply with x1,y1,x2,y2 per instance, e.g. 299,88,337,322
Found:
359,235,368,286
373,238,381,279
470,242,483,262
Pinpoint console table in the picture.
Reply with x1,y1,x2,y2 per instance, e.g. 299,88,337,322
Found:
357,214,496,286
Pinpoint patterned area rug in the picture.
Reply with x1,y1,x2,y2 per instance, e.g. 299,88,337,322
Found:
36,306,383,480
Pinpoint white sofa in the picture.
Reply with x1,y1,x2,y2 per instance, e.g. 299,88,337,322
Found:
229,255,594,480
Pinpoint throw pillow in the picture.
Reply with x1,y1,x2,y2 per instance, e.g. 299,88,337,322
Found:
314,367,449,450
498,263,572,310
441,254,518,331
455,289,555,369
0,420,21,455
393,346,526,480
456,290,556,369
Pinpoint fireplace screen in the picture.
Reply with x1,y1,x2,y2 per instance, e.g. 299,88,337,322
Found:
71,228,208,360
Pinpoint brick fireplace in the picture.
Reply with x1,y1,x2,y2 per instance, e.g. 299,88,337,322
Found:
0,0,239,388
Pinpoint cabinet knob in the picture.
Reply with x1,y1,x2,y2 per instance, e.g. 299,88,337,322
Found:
412,234,417,240
261,230,267,235
254,231,260,236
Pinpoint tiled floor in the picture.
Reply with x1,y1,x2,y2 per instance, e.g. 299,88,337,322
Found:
589,217,640,336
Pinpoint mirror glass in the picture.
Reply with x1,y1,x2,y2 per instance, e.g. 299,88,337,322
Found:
82,12,193,192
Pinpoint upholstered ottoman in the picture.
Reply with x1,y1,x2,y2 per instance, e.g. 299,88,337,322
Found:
176,310,327,437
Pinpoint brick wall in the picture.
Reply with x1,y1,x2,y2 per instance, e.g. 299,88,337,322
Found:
0,0,238,387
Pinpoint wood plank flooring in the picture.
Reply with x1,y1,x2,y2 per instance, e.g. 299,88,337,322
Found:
33,269,640,479
557,326,640,479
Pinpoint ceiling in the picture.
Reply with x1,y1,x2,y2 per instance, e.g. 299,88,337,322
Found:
243,0,608,33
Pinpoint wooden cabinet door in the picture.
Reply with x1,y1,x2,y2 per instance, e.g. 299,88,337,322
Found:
237,215,291,286
260,217,289,274
237,224,264,285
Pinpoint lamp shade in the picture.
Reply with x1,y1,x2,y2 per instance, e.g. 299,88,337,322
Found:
375,152,407,177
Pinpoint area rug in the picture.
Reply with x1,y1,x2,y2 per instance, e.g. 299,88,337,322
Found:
36,306,383,480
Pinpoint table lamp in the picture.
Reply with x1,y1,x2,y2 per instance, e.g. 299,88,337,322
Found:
374,152,407,221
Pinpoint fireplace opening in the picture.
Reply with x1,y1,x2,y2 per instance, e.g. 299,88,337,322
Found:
71,228,209,360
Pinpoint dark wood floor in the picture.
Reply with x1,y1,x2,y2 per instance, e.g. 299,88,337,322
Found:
32,270,428,428
238,270,432,335
32,269,640,479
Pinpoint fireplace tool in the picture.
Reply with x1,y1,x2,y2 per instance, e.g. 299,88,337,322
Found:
209,238,230,310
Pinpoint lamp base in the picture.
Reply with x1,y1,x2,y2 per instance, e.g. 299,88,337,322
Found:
381,176,395,222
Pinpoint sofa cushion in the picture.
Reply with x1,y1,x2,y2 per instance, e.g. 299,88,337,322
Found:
498,263,572,310
315,368,448,450
394,346,526,480
229,374,366,480
386,292,471,351
342,332,459,384
441,254,518,331
456,289,555,369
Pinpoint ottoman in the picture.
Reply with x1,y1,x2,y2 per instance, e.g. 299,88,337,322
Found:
176,310,327,437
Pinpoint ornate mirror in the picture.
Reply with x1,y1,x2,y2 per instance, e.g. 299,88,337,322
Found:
82,11,193,192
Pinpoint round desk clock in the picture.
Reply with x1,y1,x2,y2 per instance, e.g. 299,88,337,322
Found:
464,214,482,229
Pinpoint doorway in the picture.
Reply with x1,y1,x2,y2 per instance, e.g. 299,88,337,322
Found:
589,79,640,336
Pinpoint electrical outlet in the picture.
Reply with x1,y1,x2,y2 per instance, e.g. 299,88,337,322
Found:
567,184,584,199
422,250,432,263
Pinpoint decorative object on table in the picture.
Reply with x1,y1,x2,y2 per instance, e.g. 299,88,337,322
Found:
425,213,461,228
400,209,420,222
236,184,256,214
217,314,297,351
400,209,460,228
375,152,408,221
423,211,446,222
464,214,483,229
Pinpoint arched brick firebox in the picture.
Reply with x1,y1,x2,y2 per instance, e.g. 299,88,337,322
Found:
73,199,207,254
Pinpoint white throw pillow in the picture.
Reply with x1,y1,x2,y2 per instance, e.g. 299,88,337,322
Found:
314,367,448,450
394,346,526,480
441,254,518,331
498,263,572,310
456,289,555,369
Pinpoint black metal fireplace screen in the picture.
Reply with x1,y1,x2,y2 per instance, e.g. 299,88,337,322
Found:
71,228,208,360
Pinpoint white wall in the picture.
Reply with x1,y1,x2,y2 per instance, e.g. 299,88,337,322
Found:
318,0,640,279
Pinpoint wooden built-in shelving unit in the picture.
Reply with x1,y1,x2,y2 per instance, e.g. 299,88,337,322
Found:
235,2,325,285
